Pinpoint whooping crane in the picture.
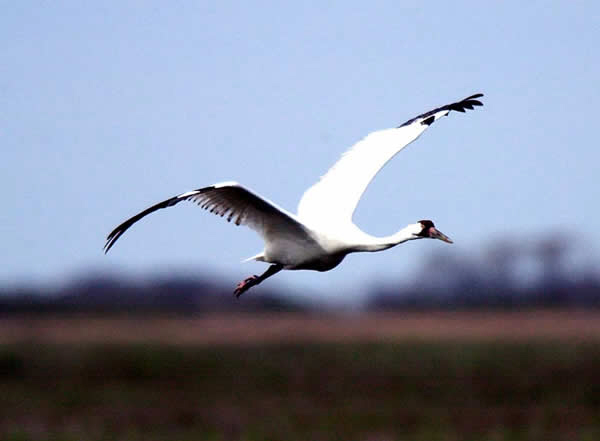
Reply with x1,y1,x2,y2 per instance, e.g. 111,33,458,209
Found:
105,94,484,297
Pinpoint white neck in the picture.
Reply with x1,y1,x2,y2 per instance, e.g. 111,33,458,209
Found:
351,223,421,253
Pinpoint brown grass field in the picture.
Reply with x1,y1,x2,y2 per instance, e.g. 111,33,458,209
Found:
2,311,600,441
2,310,600,344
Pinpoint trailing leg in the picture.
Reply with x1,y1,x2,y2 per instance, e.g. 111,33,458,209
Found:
233,264,284,298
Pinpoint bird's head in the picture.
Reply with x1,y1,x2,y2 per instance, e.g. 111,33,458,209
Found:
414,220,453,244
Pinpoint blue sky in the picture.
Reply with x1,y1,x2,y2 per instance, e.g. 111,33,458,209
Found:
2,2,598,303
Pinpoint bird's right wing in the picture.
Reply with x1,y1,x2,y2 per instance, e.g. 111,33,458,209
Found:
104,181,312,253
297,94,483,231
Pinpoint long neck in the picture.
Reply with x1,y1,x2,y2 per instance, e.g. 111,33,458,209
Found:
352,224,419,252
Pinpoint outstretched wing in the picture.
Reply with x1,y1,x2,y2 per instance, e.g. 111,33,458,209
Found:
297,94,483,230
104,181,311,253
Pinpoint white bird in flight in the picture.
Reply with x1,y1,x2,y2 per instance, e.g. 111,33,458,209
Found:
105,93,484,297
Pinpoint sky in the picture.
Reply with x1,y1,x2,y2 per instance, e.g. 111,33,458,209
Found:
2,1,599,304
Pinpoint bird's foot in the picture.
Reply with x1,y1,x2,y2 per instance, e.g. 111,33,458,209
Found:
233,275,259,298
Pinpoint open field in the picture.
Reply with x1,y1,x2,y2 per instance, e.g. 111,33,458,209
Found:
1,311,600,441
2,310,600,344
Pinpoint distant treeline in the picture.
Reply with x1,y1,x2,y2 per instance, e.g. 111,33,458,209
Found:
2,236,599,313
368,236,600,310
0,275,309,314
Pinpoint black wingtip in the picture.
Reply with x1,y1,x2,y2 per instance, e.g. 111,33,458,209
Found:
464,93,484,100
458,93,484,108
449,93,485,112
103,241,113,254
103,231,119,254
398,92,484,128
421,115,435,126
102,187,213,256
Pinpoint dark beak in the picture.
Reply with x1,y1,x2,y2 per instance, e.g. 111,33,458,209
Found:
429,227,453,244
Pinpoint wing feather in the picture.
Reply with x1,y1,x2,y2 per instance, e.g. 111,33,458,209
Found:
297,94,483,230
104,182,311,253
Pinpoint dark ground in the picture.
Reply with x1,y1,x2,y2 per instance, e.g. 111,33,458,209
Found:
1,313,600,441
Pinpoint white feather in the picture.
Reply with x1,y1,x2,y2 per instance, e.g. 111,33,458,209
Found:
105,94,483,295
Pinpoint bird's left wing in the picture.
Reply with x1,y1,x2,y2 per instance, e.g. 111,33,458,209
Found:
297,94,483,230
104,181,312,253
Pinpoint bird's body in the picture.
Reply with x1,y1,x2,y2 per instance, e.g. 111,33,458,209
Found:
105,94,483,296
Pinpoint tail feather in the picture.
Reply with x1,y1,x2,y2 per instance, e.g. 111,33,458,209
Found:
242,252,265,263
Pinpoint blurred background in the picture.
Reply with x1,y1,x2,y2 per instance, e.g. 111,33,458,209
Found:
2,2,599,440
